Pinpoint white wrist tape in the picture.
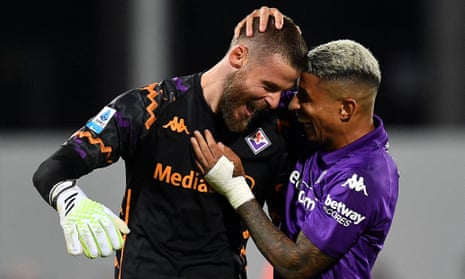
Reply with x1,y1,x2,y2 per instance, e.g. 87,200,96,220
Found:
205,156,254,209
226,176,254,209
205,156,234,187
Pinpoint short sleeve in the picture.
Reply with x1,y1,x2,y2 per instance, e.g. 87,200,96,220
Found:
301,170,374,258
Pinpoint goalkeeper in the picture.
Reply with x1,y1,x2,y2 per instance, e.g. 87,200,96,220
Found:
32,6,308,279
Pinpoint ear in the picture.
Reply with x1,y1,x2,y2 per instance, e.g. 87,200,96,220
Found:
340,98,356,122
228,45,248,69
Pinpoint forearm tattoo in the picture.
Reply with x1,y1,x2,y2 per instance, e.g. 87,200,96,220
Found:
237,200,336,278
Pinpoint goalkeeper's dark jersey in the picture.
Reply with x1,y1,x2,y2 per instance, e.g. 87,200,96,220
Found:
34,73,290,279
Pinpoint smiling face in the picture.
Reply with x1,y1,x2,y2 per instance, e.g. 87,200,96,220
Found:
289,72,343,149
219,53,299,133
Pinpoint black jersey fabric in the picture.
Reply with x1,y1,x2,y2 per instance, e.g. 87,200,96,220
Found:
33,73,290,279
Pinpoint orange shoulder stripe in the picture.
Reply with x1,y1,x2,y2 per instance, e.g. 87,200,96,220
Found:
76,131,113,163
142,83,160,130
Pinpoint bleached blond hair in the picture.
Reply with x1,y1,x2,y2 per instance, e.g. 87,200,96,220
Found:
306,39,381,88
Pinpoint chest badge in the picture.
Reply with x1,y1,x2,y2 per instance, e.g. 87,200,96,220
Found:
245,128,271,155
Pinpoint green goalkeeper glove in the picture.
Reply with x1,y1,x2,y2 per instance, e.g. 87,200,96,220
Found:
204,156,254,209
49,180,130,258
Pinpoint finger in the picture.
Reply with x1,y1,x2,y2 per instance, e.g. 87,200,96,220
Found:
269,7,284,29
234,8,259,38
113,215,130,235
63,223,83,256
258,6,271,32
104,208,129,249
222,145,245,176
194,159,206,175
223,145,238,160
191,131,208,169
234,19,246,38
203,129,222,158
192,131,217,172
92,219,113,257
102,220,123,252
245,10,257,37
78,223,99,258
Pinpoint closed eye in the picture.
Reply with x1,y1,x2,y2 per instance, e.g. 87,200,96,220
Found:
296,87,311,103
262,81,281,93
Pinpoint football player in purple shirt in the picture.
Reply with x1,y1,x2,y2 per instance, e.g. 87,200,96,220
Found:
191,7,399,279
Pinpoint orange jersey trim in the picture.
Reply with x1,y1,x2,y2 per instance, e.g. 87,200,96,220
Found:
76,131,113,163
143,83,160,130
117,188,132,279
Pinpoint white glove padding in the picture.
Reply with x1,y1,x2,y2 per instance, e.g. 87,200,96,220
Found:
53,182,130,258
204,156,254,209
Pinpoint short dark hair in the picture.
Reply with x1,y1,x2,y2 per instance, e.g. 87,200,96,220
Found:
232,16,308,72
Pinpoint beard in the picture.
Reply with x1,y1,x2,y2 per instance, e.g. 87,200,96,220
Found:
218,71,256,133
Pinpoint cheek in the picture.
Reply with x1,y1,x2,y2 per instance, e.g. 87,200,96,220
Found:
301,104,317,117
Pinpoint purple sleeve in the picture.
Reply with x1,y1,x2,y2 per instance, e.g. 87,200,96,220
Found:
301,171,374,258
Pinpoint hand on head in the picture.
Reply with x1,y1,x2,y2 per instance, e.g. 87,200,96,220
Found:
234,6,291,38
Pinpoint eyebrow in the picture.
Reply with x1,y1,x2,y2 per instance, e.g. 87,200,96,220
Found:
262,80,282,91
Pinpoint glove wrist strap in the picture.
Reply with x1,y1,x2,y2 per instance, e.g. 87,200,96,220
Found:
49,179,76,209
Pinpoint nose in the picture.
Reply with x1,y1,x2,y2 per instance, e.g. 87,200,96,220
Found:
288,95,300,111
265,93,282,110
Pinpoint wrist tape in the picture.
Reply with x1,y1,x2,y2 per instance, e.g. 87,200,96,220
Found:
205,156,254,209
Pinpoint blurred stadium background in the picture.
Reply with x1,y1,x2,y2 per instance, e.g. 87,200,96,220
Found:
1,0,464,278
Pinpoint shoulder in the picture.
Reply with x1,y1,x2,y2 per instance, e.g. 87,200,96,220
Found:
115,74,198,106
321,153,398,222
331,152,397,195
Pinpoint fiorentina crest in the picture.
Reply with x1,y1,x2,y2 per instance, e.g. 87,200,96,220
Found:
245,128,271,155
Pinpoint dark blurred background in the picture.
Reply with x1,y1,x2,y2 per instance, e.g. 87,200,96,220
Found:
1,0,464,130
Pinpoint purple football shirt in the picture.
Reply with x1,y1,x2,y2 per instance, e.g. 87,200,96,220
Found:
282,115,399,278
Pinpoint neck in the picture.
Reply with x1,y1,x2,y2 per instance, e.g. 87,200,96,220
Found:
331,115,375,150
201,59,230,113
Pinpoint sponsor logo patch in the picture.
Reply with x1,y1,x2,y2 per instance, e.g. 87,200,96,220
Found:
245,128,271,155
153,162,257,193
86,106,116,134
324,194,366,227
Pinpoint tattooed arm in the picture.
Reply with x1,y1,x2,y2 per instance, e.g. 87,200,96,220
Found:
191,129,336,278
237,200,336,278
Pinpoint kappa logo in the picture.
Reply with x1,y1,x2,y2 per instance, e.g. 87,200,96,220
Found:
341,173,368,196
163,116,190,135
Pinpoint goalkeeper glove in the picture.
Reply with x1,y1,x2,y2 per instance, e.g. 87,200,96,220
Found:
49,180,130,258
204,156,254,209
